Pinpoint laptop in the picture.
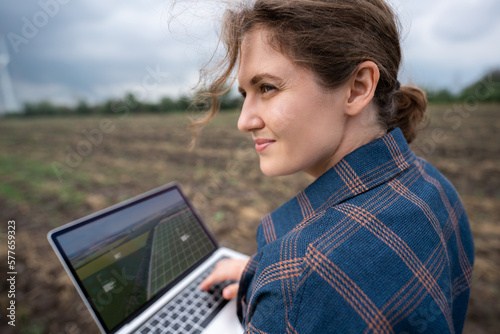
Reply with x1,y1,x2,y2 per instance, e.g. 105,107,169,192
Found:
48,182,248,334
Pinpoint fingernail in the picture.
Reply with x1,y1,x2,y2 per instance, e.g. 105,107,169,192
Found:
223,288,232,299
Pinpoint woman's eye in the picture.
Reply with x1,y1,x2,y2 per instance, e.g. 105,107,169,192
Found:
260,85,276,94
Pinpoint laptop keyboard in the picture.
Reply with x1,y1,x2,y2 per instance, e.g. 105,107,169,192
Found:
136,261,234,334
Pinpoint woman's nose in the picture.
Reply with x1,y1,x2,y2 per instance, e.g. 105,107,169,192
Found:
237,98,265,133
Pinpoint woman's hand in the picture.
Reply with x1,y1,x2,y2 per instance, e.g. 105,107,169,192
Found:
199,258,249,300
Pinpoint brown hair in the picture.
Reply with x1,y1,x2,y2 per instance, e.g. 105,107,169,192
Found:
191,0,427,143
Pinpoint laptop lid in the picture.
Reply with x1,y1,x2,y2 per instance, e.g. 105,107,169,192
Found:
48,182,219,333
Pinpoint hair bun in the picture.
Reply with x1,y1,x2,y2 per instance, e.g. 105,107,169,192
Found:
391,85,427,143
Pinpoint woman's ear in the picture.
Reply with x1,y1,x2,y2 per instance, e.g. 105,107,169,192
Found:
346,61,380,116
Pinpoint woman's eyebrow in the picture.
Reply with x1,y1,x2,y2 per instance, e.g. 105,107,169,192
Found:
250,73,282,86
238,73,284,93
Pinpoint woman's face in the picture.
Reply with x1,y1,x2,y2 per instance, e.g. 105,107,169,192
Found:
237,29,350,178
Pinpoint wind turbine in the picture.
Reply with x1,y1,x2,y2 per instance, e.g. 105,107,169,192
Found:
0,31,19,115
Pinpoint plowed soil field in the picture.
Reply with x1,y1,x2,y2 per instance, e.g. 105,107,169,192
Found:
1,104,499,333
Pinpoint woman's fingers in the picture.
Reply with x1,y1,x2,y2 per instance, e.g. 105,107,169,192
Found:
222,283,240,300
199,258,249,294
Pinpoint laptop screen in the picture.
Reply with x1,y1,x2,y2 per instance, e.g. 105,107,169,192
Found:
50,185,218,332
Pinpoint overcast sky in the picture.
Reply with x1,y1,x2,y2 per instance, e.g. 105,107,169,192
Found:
0,0,499,111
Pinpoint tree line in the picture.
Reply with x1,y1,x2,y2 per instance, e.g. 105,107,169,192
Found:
17,91,243,117
6,69,500,117
424,70,500,103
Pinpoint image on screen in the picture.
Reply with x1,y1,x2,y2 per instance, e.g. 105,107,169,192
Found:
56,188,216,330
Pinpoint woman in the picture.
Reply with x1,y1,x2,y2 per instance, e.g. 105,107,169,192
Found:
197,0,474,333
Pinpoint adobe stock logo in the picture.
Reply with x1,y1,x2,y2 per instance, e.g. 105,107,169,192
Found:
7,0,72,54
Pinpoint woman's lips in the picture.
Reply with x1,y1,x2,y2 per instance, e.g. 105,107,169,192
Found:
254,138,276,153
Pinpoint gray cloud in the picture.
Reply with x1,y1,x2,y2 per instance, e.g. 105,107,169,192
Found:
396,0,500,90
0,0,499,110
0,0,213,106
432,0,500,42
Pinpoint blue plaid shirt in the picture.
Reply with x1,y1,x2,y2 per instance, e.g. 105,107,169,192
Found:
237,128,474,333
